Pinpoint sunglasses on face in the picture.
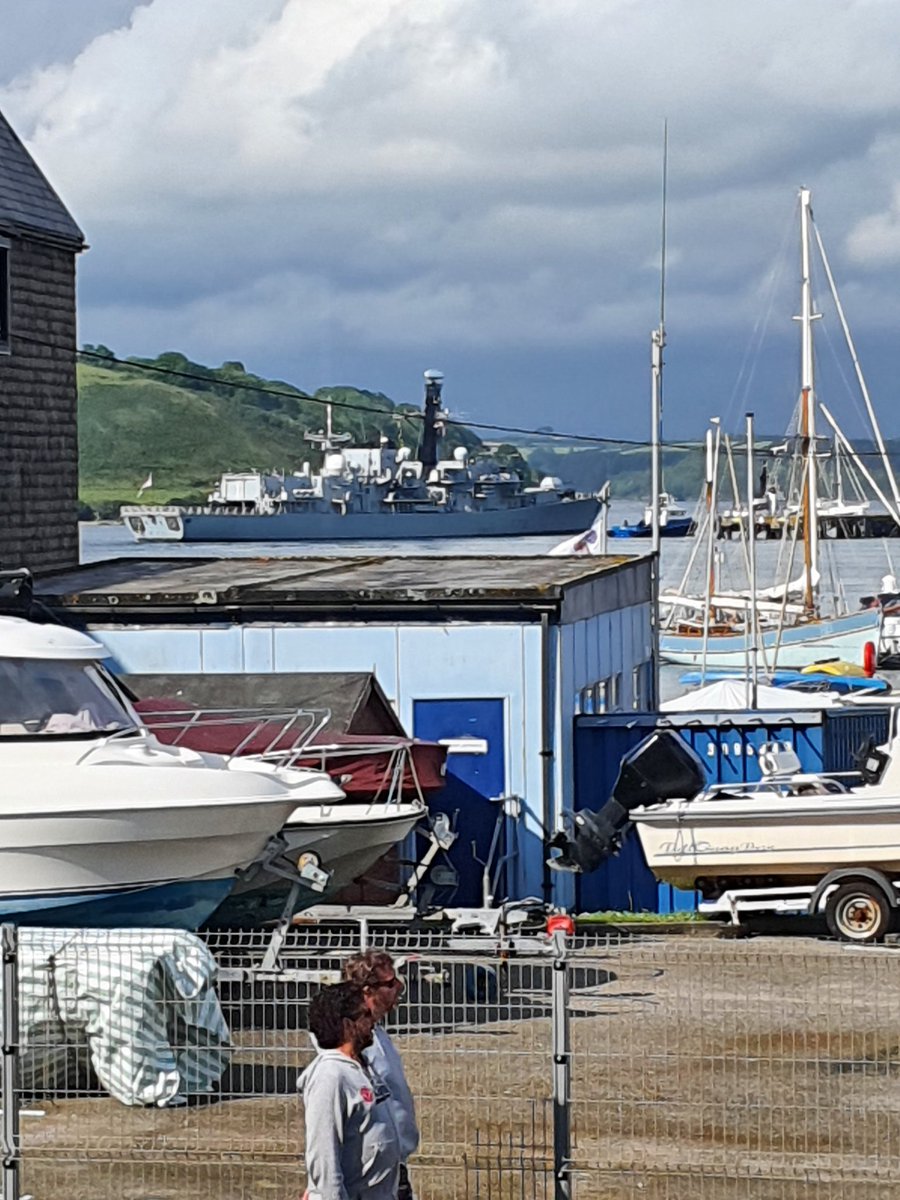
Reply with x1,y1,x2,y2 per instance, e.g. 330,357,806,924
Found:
369,976,403,991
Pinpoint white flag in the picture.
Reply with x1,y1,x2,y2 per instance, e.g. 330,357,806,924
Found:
137,471,153,497
548,508,605,556
548,485,610,556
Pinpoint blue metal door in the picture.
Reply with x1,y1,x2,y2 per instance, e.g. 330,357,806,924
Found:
413,699,506,907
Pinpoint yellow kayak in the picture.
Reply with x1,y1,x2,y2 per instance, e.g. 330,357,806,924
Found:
801,659,868,678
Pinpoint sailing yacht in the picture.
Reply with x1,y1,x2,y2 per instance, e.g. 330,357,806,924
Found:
659,188,882,670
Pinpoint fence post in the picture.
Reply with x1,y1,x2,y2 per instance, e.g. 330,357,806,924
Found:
1,924,19,1200
548,915,573,1200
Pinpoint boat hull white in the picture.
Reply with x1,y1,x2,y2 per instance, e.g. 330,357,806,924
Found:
633,796,900,890
0,761,304,928
659,608,881,669
212,803,425,924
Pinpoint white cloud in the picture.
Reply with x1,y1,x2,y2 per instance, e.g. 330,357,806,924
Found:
4,0,900,428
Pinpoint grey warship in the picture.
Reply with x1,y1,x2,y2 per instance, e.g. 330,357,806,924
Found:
121,371,599,543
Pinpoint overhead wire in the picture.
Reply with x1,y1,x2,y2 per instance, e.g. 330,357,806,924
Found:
15,330,900,460
67,339,701,452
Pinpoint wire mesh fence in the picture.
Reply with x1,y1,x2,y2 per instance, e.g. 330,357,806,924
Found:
3,924,900,1199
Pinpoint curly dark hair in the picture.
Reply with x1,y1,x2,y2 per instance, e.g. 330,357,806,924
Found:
341,949,395,989
307,981,366,1049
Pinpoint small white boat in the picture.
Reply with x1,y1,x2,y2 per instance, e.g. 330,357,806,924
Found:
551,722,900,942
0,615,344,928
632,745,900,892
132,706,434,924
263,801,425,894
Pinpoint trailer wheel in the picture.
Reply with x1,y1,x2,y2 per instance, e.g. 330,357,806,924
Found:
825,882,892,943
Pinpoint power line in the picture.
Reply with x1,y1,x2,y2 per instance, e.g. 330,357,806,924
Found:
71,342,665,449
22,332,900,460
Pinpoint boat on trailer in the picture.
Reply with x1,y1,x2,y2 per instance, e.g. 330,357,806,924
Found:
551,716,900,943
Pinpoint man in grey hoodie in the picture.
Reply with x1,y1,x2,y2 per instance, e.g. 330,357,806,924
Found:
299,982,401,1200
341,952,419,1200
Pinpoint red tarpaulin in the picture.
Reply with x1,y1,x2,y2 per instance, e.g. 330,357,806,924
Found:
134,698,447,798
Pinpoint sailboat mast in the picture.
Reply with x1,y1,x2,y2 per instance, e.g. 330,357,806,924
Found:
699,418,721,683
746,412,759,707
798,187,820,610
650,122,668,556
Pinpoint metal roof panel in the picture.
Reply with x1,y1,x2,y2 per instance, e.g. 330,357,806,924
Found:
35,553,644,612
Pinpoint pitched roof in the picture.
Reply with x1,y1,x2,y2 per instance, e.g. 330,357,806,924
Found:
121,671,407,737
0,109,84,248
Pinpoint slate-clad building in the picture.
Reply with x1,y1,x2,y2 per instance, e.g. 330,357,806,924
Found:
0,108,85,573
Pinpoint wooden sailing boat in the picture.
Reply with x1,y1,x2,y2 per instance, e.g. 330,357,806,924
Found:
659,188,882,669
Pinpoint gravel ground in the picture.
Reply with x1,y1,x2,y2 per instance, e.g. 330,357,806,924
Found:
16,933,900,1200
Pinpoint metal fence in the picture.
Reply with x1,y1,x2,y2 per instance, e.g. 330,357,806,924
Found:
3,922,900,1199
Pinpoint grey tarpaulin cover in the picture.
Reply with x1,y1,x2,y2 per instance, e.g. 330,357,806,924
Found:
9,927,231,1106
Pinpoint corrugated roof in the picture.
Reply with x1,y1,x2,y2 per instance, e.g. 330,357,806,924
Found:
35,553,641,613
0,109,85,247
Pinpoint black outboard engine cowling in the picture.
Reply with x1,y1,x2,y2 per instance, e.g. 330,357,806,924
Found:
549,729,706,874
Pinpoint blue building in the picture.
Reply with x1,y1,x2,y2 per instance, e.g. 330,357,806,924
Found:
38,552,655,906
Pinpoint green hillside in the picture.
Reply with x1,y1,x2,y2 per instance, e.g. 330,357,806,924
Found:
77,351,484,517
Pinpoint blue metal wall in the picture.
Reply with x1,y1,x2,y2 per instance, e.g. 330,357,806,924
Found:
573,707,890,914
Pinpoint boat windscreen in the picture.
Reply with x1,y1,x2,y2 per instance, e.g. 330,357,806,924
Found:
0,658,137,736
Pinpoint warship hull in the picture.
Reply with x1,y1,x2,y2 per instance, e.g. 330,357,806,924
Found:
123,495,600,542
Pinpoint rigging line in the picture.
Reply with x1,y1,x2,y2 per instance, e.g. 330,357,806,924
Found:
58,336,664,450
723,198,796,430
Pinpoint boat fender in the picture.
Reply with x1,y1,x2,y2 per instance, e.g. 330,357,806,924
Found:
863,640,877,677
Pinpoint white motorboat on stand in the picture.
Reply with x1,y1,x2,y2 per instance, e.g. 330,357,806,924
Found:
133,703,441,926
0,612,344,929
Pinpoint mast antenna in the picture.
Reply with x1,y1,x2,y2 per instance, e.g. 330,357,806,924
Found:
659,119,668,335
650,120,668,556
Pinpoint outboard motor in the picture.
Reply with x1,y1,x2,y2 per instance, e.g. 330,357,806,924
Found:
549,729,706,873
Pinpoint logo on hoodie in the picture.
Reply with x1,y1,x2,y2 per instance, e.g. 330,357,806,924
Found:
360,1087,375,1104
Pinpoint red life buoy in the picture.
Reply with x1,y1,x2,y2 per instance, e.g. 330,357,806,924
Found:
863,640,877,677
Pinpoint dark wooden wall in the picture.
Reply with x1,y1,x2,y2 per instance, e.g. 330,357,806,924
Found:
0,234,79,574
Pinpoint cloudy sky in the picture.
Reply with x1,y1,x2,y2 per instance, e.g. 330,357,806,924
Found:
3,0,900,440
